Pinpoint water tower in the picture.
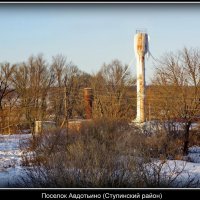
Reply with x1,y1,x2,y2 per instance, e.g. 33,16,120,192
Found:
134,30,149,123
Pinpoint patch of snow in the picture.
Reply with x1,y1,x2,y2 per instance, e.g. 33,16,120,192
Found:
188,146,200,154
167,160,200,187
0,133,200,188
0,134,32,187
144,159,200,187
184,146,200,163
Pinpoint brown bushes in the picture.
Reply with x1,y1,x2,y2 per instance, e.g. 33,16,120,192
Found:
19,119,198,188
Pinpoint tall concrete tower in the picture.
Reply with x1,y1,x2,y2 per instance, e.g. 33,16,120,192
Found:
134,30,149,123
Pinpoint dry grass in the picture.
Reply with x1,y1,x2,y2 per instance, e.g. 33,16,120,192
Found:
18,119,198,188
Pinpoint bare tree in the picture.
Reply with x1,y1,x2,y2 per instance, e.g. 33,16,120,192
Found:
92,59,136,121
11,55,54,133
0,63,16,133
151,47,200,155
50,55,92,126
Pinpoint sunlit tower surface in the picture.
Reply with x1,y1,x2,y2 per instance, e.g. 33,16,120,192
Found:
134,29,149,123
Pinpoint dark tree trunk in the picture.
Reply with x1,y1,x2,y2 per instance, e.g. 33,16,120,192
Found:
183,122,191,156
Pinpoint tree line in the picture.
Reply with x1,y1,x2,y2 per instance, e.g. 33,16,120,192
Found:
0,54,136,134
0,47,200,155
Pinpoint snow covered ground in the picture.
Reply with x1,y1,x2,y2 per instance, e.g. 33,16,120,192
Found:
145,159,200,187
0,134,31,187
152,147,200,187
0,133,200,187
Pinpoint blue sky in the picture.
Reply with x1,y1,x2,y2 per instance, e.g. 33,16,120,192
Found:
0,3,200,83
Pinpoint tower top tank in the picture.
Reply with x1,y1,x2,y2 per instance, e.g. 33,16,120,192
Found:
134,32,149,56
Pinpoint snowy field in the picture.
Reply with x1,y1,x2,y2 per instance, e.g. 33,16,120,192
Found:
0,134,31,187
0,133,200,187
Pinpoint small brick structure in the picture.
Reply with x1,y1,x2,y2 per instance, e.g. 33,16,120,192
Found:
34,121,56,134
84,88,93,119
67,88,94,131
34,88,94,134
68,119,92,132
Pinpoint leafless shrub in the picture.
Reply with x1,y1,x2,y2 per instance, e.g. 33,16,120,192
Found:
19,119,199,188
